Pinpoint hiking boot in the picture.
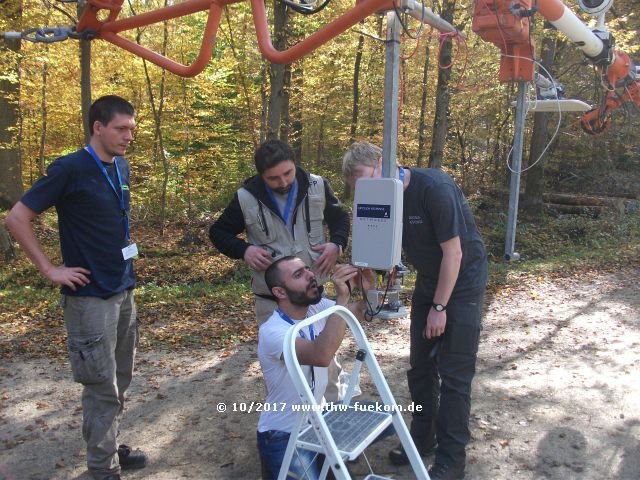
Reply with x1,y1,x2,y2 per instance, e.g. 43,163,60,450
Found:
118,444,147,470
388,442,436,466
428,462,465,480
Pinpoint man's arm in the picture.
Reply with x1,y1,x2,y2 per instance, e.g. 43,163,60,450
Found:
209,193,274,271
295,266,373,367
424,236,462,339
209,193,250,259
5,202,91,290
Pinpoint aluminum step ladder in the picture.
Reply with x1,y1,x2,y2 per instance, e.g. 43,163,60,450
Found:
279,305,430,480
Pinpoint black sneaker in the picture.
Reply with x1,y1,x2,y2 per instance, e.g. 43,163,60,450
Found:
118,444,148,470
428,462,465,480
388,442,436,466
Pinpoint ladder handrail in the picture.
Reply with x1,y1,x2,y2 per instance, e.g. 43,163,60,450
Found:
281,305,430,479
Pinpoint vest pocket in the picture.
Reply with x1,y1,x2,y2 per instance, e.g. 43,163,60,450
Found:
305,195,325,246
67,334,109,384
245,203,276,245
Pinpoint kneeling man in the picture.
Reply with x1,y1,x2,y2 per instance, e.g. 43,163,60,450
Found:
257,256,372,479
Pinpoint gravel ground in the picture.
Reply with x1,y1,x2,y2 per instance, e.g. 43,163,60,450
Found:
1,267,639,480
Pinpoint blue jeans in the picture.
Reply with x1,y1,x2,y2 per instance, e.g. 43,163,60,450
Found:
257,430,320,480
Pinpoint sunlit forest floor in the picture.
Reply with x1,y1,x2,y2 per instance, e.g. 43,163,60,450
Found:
2,204,638,359
1,207,639,479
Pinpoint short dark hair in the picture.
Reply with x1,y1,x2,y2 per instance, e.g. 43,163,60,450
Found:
254,139,295,175
264,255,298,295
88,95,135,135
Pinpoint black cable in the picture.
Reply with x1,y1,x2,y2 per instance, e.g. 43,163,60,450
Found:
359,267,394,321
277,0,331,15
391,0,424,41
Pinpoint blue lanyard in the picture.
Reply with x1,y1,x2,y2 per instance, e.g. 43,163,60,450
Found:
276,307,315,340
277,307,315,392
266,180,297,224
85,145,130,241
399,167,405,183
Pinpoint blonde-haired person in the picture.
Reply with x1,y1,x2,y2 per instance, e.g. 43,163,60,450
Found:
343,141,488,480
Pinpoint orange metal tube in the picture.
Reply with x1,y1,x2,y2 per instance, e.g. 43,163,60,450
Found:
537,0,564,22
76,0,396,75
77,0,125,32
102,0,235,33
102,0,224,77
251,0,394,64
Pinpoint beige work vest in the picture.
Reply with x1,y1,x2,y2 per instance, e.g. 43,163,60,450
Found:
238,173,327,296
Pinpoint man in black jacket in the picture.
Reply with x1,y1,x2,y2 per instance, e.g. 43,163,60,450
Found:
209,139,350,325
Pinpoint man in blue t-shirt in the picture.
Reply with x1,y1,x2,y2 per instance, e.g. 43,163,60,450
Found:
5,95,146,480
342,142,488,480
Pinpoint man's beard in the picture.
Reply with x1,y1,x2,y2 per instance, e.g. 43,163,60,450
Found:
273,185,292,195
285,280,322,307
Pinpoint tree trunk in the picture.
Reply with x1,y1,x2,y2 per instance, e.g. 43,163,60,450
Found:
489,108,512,186
280,63,292,141
350,31,364,143
266,0,289,140
180,69,193,220
78,3,92,144
224,8,259,149
315,95,331,167
367,15,384,138
428,0,456,169
136,0,170,234
0,0,24,209
290,62,304,161
522,36,556,215
1,223,16,262
38,58,48,176
260,61,269,143
343,29,365,200
416,36,432,168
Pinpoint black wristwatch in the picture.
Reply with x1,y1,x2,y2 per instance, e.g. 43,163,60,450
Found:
432,303,447,312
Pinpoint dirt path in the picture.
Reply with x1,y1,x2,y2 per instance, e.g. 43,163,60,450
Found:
1,267,639,480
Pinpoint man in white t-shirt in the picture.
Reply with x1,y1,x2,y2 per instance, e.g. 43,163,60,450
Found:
257,256,373,479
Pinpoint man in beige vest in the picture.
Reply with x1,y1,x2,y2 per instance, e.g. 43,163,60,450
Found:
209,139,350,399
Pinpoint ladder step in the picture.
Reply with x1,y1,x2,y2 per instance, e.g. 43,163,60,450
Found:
297,407,392,460
364,475,394,480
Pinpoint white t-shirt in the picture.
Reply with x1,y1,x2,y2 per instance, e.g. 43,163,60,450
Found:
257,298,335,433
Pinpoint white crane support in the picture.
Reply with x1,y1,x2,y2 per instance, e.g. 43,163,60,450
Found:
538,0,605,59
400,0,463,37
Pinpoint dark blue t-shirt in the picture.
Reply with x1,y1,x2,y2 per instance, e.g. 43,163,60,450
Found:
21,148,135,298
402,168,487,296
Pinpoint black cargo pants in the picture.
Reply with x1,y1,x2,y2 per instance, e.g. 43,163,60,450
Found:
407,279,484,467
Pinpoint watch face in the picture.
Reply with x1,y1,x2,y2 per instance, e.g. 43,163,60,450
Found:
434,304,445,312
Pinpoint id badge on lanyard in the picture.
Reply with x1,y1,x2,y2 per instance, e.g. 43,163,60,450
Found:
85,145,138,260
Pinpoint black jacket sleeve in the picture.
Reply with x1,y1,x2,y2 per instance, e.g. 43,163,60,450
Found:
322,178,350,250
209,192,251,260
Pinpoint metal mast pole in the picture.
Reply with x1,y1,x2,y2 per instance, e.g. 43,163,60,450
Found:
381,11,401,178
504,81,527,261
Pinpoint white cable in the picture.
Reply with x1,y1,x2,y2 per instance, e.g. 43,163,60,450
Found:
500,53,563,175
